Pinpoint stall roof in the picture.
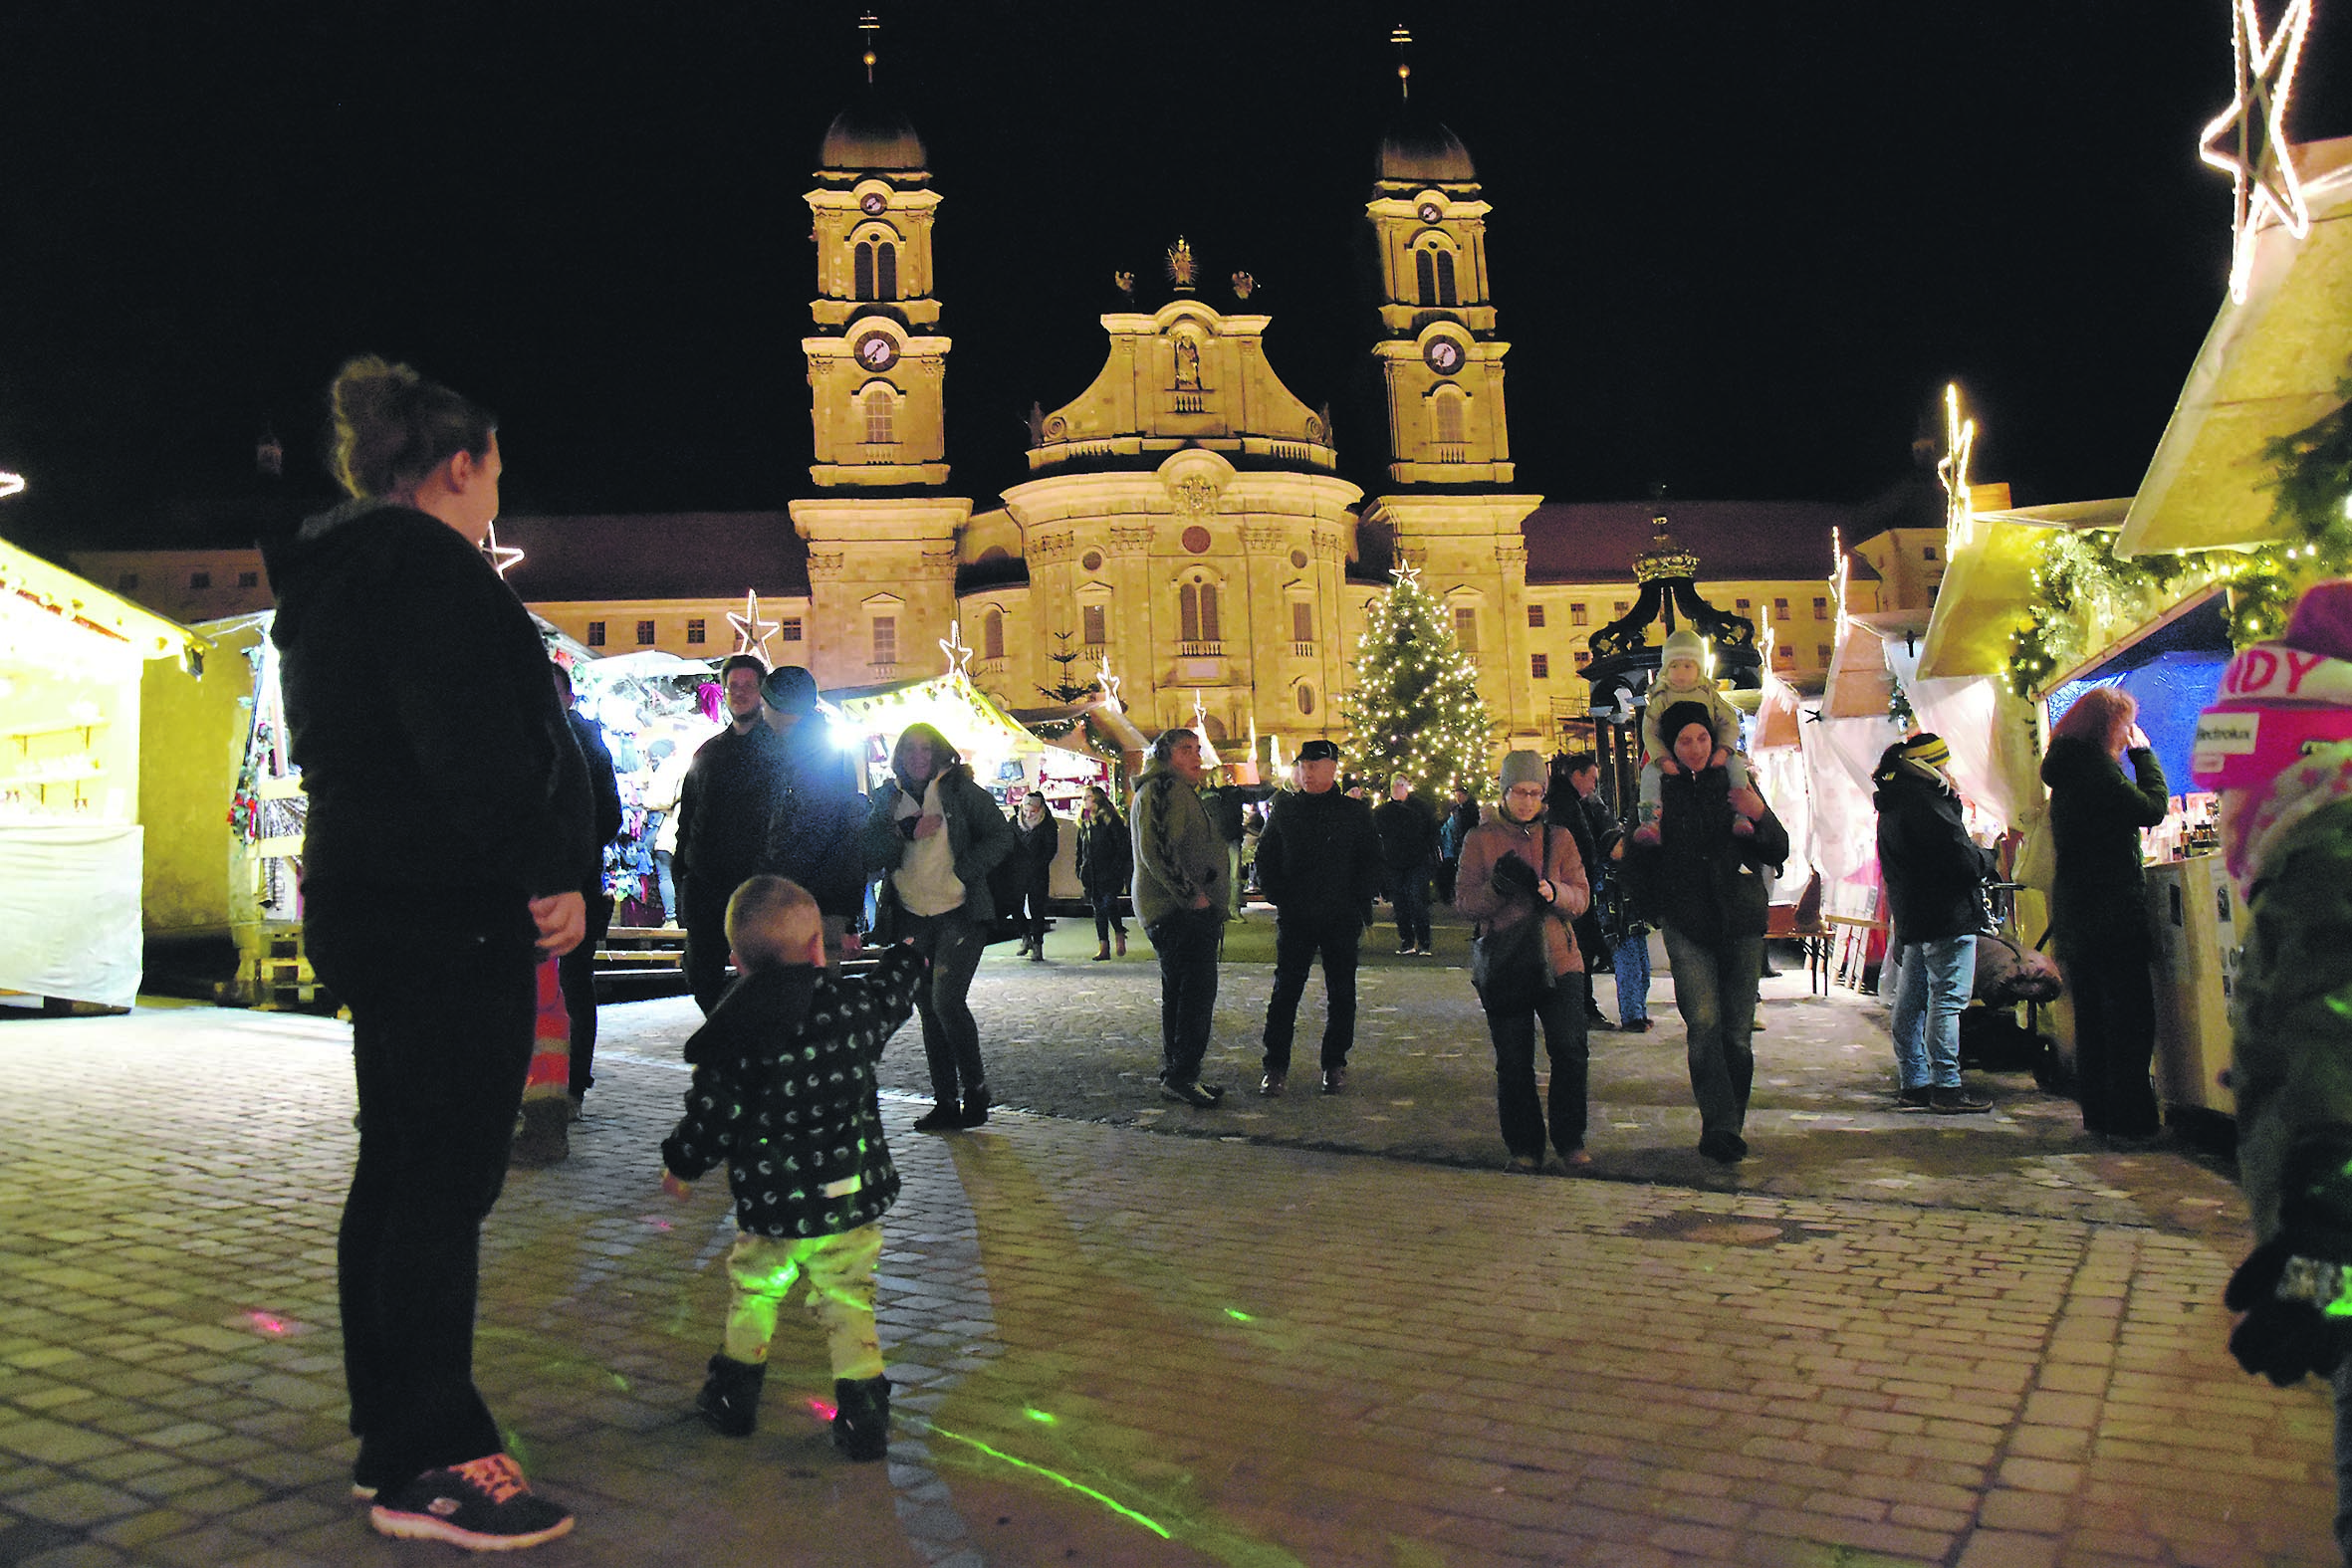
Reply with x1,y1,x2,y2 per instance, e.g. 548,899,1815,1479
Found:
1917,500,2132,681
2,536,199,662
2118,136,2352,558
1819,610,1930,720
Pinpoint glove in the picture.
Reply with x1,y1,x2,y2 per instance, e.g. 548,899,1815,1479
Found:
1490,854,1540,899
2224,1238,2352,1387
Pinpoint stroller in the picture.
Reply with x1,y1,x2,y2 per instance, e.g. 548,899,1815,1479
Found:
1961,881,2063,1075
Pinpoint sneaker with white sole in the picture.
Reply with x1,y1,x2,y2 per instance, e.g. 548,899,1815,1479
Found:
368,1454,574,1551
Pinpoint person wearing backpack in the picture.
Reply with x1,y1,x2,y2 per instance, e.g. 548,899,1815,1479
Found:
860,723,1014,1132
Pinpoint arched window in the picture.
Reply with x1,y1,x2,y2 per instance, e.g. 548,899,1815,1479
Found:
1297,684,1316,716
1179,581,1222,644
877,243,898,301
1435,250,1457,306
1414,249,1436,307
863,386,895,446
983,607,1005,660
854,242,874,302
1432,388,1466,449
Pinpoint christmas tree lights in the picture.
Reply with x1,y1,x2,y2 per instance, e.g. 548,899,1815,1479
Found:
1339,561,1494,796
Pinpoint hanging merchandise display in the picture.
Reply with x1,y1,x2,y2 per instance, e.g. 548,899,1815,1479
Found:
566,650,719,929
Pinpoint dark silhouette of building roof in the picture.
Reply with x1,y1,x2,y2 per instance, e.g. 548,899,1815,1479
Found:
495,513,810,600
1376,111,1477,185
1521,500,1850,585
821,98,927,172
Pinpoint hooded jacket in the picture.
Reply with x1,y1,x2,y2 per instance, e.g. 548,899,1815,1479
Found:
1873,761,1996,945
1130,760,1229,927
262,499,591,903
1259,784,1383,924
2039,736,2168,956
660,945,924,1239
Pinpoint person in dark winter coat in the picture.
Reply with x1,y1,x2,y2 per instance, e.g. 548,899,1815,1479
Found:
2040,686,2169,1139
759,664,868,959
1075,785,1131,960
1457,750,1592,1170
1549,753,1622,1027
263,355,585,1548
659,877,922,1459
548,663,624,1147
1438,787,1481,902
1012,793,1060,961
676,654,789,1013
1372,779,1440,955
1873,733,1998,1113
1256,740,1384,1096
1131,729,1231,1106
860,723,1015,1132
1627,702,1792,1164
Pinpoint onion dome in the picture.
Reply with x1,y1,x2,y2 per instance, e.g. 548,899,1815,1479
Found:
1376,112,1476,185
820,99,927,172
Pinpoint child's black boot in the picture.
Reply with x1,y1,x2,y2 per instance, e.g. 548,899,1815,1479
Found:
695,1353,765,1437
831,1375,891,1460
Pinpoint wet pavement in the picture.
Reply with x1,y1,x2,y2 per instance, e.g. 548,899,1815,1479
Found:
0,909,2334,1567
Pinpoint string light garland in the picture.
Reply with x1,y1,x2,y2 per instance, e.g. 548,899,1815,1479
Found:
1338,560,1494,797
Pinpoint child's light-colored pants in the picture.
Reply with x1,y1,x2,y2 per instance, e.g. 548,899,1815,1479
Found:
723,1223,884,1380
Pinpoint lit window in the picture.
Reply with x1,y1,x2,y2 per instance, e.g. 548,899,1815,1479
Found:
781,619,804,642
1735,598,1751,615
687,619,706,645
1570,602,1587,626
588,621,606,647
1082,604,1106,646
636,620,655,646
238,570,260,588
1527,604,1545,628
1179,581,1221,643
983,608,1005,661
1292,601,1313,643
1923,546,1939,561
864,388,894,445
190,570,211,589
1530,653,1549,679
1453,605,1478,653
871,616,896,664
1432,390,1466,448
1813,596,1828,617
1774,598,1789,621
1774,645,1794,667
1613,601,1629,617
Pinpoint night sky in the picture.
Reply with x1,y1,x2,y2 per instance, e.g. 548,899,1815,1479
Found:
3,3,2347,560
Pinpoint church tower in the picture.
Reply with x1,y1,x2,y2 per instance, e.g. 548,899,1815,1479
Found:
788,23,971,692
1359,33,1545,749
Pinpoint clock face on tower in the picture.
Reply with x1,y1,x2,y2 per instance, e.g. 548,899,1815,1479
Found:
1417,202,1442,224
854,332,899,372
1422,336,1464,376
859,191,886,216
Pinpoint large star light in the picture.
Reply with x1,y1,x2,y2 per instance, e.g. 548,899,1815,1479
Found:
1094,654,1123,710
1935,382,1976,548
480,521,524,578
2199,0,2312,303
939,619,974,679
728,590,780,658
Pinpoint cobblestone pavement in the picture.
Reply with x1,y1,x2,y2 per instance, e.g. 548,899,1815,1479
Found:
0,927,2336,1567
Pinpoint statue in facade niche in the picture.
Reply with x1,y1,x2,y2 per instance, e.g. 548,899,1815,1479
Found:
1174,336,1201,389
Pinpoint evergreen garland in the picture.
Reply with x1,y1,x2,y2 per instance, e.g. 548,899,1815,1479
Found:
1339,569,1494,797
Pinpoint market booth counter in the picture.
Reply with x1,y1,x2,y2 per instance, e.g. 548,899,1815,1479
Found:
0,539,198,1012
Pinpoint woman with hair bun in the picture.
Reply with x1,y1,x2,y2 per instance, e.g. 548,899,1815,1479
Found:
2040,685,2169,1141
263,355,588,1550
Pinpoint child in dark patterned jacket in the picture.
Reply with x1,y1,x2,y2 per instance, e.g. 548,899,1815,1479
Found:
659,874,924,1459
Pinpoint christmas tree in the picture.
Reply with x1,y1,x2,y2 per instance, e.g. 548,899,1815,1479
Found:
1035,628,1098,705
1340,564,1495,796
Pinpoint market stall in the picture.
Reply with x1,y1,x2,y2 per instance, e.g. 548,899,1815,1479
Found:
1,538,198,1009
565,649,718,928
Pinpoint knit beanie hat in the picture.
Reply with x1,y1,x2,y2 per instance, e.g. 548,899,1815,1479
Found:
1661,627,1707,677
1872,732,1952,787
1656,701,1718,755
2192,578,2352,790
761,663,820,715
1498,750,1547,793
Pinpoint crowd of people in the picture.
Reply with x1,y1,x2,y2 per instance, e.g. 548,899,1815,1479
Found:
276,350,2352,1558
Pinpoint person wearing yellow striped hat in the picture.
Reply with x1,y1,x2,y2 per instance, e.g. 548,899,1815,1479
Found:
1873,731,1997,1114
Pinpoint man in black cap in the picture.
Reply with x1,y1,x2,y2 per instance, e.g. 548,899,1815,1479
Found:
675,653,787,1012
1254,739,1384,1095
760,664,868,961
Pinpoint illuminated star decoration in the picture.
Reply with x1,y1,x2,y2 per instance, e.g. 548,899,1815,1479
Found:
1390,556,1423,593
939,619,974,679
728,590,780,659
1094,654,1122,709
1935,382,1976,551
0,472,23,501
1192,690,1223,769
480,521,524,578
2199,0,2312,303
